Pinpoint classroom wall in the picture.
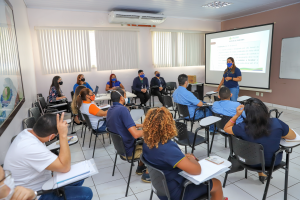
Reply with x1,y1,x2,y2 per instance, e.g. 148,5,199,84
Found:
26,8,221,101
221,3,300,108
0,0,37,163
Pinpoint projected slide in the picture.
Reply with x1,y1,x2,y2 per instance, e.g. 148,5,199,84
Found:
210,30,270,73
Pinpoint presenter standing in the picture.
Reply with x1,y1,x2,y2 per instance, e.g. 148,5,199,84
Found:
215,57,242,101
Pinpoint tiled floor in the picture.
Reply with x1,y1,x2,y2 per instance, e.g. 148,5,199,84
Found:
66,104,300,200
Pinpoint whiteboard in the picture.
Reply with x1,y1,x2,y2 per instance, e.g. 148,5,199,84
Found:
280,37,300,79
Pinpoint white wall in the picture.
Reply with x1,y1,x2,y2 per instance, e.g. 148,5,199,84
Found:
27,8,221,101
0,0,37,163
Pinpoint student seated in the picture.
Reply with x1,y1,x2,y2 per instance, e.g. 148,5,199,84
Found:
106,74,125,91
73,74,93,92
212,86,245,124
150,71,167,104
0,165,37,200
71,85,86,125
224,98,296,183
106,88,150,183
49,76,67,103
77,88,107,132
3,113,93,200
142,107,227,200
132,70,150,107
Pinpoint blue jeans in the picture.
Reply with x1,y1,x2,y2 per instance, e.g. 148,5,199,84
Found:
229,86,239,102
97,121,107,132
39,180,93,200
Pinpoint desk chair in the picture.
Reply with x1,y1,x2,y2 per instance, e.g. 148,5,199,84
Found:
37,93,43,100
213,96,221,102
108,129,142,197
224,135,287,200
38,96,67,115
162,96,177,119
67,102,76,134
192,92,200,100
82,113,108,158
23,117,36,129
130,109,144,124
78,110,88,143
29,107,42,122
131,86,138,104
71,91,74,99
149,85,159,107
140,154,209,200
175,120,209,155
165,82,177,96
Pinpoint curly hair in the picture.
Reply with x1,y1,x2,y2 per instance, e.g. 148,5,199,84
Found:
143,107,177,149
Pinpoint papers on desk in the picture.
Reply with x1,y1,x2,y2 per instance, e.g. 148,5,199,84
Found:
55,159,98,188
206,91,217,95
179,157,230,185
283,130,300,142
99,104,110,110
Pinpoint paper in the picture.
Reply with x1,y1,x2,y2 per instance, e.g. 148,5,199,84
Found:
206,91,217,95
99,104,110,110
284,130,300,142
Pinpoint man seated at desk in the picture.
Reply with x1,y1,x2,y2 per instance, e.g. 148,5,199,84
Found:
3,113,93,200
150,71,167,105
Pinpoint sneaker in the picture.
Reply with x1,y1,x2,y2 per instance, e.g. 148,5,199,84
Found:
141,172,151,183
136,165,146,175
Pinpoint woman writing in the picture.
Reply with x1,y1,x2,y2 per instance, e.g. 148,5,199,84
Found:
143,107,227,200
215,57,242,101
73,74,93,92
106,74,124,91
49,76,67,103
224,98,296,183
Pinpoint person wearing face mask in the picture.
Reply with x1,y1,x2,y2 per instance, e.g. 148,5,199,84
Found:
106,88,150,183
106,74,125,91
48,76,67,103
3,113,93,200
77,88,108,132
150,71,167,105
132,70,150,107
215,57,242,102
0,166,36,200
73,74,93,92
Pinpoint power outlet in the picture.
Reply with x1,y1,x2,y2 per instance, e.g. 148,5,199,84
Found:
256,92,259,96
261,93,263,97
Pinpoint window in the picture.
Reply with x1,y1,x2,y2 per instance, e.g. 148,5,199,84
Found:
152,31,203,68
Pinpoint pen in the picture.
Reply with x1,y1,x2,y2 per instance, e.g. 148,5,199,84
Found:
68,137,73,144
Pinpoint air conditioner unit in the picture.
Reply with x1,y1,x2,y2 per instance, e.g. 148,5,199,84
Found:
108,11,166,25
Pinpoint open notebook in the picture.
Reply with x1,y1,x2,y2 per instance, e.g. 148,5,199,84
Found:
179,157,230,185
283,129,300,142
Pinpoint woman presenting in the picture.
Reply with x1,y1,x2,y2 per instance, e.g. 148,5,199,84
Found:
215,57,242,101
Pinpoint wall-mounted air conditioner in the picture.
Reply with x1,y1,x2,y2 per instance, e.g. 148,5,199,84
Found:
108,11,166,25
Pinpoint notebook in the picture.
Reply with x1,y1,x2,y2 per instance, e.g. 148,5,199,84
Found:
283,129,300,142
179,156,230,185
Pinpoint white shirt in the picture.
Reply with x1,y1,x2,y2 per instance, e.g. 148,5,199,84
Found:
3,129,57,191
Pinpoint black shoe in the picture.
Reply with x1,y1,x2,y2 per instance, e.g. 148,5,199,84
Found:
259,175,267,184
141,172,151,183
136,165,147,175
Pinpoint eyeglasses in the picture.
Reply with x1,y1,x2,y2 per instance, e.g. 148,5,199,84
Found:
0,170,11,184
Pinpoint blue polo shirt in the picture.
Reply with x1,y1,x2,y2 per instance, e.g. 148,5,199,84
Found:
223,67,241,88
73,82,93,92
106,102,136,156
106,81,121,88
212,100,246,124
232,118,289,167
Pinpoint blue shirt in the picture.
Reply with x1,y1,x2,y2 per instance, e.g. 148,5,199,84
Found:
212,100,246,124
106,81,121,88
106,102,136,156
73,82,93,92
223,67,241,88
143,140,185,200
232,118,289,167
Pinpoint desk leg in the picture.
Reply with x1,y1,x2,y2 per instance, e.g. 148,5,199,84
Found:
208,181,211,200
284,151,290,200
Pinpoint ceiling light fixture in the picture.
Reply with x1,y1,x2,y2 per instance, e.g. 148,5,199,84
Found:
202,1,232,8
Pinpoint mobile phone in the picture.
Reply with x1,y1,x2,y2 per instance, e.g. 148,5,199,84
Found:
205,157,224,165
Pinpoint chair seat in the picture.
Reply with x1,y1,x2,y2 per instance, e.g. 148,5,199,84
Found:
241,161,286,173
175,132,206,146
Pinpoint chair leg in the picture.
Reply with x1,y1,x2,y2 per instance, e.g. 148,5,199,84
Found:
125,162,134,197
82,126,87,147
102,133,105,144
206,128,210,157
92,135,98,158
225,137,228,148
245,169,248,179
262,172,273,200
185,146,187,154
89,131,93,148
81,124,84,138
223,172,228,188
150,190,153,200
112,154,117,176
190,122,194,132
209,131,215,153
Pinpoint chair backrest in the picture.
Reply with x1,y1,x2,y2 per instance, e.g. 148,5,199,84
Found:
214,96,221,102
29,107,42,121
67,102,73,115
143,106,151,115
140,154,171,199
131,86,136,94
78,110,84,122
166,82,177,91
175,121,189,142
177,104,190,119
82,113,94,130
71,91,74,99
23,117,36,129
37,93,43,100
213,113,233,131
186,84,192,91
162,96,173,108
38,96,47,109
192,92,200,100
230,135,265,167
94,86,99,95
130,109,144,121
107,129,128,159
11,135,17,144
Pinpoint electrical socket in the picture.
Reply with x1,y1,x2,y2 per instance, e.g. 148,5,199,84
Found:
261,93,263,97
256,92,259,96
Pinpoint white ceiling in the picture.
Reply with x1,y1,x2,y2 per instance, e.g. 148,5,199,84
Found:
23,0,300,21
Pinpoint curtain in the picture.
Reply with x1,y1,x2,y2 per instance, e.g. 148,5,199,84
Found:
152,31,202,68
36,29,91,74
95,30,139,71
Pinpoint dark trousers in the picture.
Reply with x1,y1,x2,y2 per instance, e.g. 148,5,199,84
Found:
151,90,167,104
135,91,150,105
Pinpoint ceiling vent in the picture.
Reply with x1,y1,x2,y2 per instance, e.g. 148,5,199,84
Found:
109,11,166,25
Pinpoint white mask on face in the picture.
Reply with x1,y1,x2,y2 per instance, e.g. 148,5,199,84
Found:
0,175,15,200
124,97,128,105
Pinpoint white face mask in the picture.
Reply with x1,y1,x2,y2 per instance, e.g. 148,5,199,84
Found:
124,97,128,105
0,173,15,200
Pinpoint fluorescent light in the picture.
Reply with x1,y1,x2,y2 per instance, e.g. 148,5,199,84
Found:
202,1,232,8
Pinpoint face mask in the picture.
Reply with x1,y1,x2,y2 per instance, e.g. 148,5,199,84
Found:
227,63,233,68
111,78,116,82
156,74,160,77
89,94,95,101
140,74,145,78
81,78,85,82
0,174,15,200
124,97,128,105
59,81,63,85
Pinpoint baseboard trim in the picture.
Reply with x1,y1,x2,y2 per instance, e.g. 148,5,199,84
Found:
264,102,300,113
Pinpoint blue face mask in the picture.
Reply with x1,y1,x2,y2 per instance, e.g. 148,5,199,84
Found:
111,78,116,82
156,73,160,77
227,63,233,68
140,74,145,78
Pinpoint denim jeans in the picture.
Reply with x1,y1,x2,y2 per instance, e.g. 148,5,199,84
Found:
229,86,239,102
39,180,93,200
97,121,107,132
